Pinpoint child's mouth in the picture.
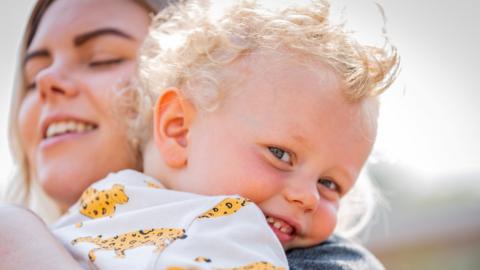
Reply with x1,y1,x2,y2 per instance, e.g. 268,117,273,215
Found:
266,215,296,244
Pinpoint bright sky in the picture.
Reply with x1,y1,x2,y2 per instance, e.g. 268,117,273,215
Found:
0,0,479,190
374,0,480,176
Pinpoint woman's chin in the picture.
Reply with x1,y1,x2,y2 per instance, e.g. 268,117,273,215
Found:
35,166,93,208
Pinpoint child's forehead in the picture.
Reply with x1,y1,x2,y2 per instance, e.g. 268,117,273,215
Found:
234,49,332,73
210,48,379,136
218,49,345,101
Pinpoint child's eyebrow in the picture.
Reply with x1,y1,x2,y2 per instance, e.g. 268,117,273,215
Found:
286,127,311,149
335,169,355,193
290,132,307,145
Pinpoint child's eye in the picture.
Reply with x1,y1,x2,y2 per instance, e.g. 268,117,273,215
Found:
89,58,124,67
268,146,292,164
318,178,339,192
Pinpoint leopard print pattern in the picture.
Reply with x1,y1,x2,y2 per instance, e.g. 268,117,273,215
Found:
71,228,187,262
79,184,129,219
194,256,212,263
217,262,286,270
144,180,164,189
166,261,285,270
197,197,250,219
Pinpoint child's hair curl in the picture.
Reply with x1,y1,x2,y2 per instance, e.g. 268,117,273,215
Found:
133,0,399,238
134,0,398,138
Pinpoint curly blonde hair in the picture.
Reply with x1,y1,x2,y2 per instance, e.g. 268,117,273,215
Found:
135,0,398,135
134,0,399,238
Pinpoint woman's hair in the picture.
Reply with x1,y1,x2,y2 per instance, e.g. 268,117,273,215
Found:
3,0,172,222
134,0,399,237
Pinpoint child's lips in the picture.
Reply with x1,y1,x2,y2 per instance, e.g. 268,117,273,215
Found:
265,215,298,244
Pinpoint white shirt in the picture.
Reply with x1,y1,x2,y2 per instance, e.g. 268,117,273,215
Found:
52,170,288,270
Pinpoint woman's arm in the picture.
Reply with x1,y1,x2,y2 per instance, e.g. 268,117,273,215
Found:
287,234,384,270
0,204,83,270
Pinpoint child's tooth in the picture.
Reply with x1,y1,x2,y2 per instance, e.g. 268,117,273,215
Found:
280,227,288,233
274,222,282,229
267,217,274,223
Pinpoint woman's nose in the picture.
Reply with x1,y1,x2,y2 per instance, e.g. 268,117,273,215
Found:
37,65,78,101
283,181,320,212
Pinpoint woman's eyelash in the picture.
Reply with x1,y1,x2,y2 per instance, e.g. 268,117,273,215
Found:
267,146,293,164
24,59,124,89
89,58,124,67
26,82,36,90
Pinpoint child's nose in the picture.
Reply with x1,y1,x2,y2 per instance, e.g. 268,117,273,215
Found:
283,181,320,212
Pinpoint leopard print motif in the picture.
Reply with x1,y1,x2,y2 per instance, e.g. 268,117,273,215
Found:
144,179,164,189
166,261,285,270
217,262,286,270
79,184,129,219
197,197,250,219
194,256,212,263
71,228,187,262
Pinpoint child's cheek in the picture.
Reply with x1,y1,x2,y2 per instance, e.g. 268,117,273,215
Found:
312,200,338,241
235,149,285,203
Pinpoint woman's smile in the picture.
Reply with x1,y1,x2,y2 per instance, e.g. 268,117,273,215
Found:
44,120,97,140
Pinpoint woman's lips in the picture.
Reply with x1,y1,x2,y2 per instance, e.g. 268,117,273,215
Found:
39,128,97,150
39,117,99,150
44,120,97,139
40,114,98,140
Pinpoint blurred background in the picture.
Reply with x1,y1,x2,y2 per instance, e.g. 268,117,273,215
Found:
0,1,479,269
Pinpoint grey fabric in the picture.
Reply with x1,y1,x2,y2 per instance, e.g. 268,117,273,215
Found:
287,235,384,270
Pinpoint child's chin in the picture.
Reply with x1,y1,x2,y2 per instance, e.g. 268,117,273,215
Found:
283,242,299,251
283,239,319,251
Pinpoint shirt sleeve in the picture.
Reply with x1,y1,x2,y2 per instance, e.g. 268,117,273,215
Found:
286,235,384,270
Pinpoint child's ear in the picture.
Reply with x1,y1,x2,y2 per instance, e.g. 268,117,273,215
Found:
153,88,195,169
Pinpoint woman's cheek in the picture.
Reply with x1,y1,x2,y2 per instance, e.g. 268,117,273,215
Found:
17,94,40,158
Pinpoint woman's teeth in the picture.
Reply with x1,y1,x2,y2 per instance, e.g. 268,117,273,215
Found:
266,216,294,234
46,121,96,138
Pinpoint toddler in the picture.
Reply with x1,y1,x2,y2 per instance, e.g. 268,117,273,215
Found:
53,0,399,269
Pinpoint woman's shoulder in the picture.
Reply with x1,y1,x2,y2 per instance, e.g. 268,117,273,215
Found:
286,234,384,270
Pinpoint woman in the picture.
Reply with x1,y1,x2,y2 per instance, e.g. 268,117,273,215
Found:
5,0,156,221
1,1,158,269
1,0,384,269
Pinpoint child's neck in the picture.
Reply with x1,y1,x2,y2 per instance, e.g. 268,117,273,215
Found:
142,140,171,183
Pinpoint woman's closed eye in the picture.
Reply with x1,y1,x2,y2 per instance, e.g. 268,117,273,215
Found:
89,58,125,67
24,58,49,91
26,82,36,91
268,146,293,165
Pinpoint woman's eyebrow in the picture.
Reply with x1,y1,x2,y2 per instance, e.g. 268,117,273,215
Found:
74,28,134,47
23,49,49,66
